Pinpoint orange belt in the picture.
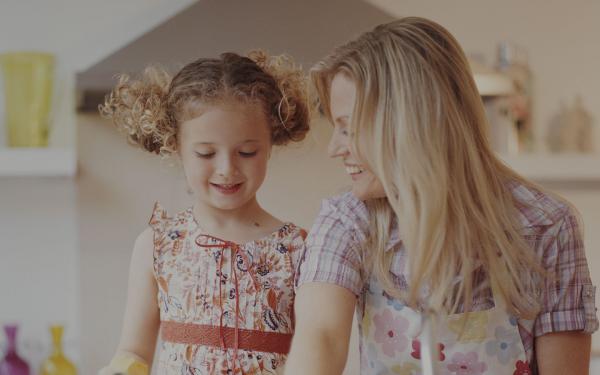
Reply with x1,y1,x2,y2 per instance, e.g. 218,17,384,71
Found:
161,321,293,354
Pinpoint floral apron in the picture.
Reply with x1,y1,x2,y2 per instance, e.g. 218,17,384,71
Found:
358,275,532,375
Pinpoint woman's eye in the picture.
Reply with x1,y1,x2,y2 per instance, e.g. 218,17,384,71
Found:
195,152,215,159
335,123,350,137
338,127,351,137
239,151,258,158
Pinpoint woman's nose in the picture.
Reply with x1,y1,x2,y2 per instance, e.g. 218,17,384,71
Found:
327,131,349,158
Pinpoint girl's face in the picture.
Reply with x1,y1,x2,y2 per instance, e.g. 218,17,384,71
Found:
179,101,272,211
328,72,386,200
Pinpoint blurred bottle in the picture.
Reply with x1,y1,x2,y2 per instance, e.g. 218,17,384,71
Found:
0,324,30,375
547,95,594,153
496,42,534,153
39,326,76,375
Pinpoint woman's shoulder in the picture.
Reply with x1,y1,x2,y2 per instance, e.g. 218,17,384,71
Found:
508,179,574,230
307,191,371,246
320,191,369,224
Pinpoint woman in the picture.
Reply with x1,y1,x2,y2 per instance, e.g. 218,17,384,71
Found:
286,17,598,375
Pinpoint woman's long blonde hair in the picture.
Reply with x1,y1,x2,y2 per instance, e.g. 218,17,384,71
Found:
312,17,545,318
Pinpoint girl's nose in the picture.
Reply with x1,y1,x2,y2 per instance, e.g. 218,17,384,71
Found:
215,155,237,178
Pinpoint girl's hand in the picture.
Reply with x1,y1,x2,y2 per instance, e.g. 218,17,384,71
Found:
98,351,149,375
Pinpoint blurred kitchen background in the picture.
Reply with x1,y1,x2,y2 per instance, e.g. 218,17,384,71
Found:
1,0,599,374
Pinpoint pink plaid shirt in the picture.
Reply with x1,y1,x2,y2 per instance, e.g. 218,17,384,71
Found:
296,180,598,370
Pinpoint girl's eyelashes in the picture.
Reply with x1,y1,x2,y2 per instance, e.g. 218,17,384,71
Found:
194,150,258,158
239,151,258,158
195,152,215,159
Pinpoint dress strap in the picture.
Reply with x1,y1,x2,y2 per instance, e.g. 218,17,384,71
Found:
148,201,169,235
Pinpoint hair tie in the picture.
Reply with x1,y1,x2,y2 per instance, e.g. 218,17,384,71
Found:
277,95,291,132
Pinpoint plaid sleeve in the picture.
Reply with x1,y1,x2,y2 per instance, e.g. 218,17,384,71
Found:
294,198,365,297
534,210,599,336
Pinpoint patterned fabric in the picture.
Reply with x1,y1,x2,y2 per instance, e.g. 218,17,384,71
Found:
150,202,306,374
296,180,598,373
359,276,530,375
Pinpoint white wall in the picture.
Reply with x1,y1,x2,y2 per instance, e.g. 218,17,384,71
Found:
0,0,195,72
77,0,394,89
0,177,79,370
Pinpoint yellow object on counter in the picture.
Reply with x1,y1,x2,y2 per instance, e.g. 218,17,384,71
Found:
40,325,77,375
98,352,149,375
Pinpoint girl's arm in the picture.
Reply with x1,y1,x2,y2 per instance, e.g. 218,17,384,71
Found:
104,228,160,371
285,283,356,375
536,331,591,375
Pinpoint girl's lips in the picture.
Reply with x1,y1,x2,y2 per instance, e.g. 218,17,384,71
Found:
210,183,243,195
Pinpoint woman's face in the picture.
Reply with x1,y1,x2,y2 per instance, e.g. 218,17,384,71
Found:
328,72,386,200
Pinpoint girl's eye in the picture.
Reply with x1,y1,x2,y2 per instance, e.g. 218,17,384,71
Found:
195,152,215,159
239,151,258,158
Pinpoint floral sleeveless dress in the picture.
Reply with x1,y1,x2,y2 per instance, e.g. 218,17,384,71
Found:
149,203,306,374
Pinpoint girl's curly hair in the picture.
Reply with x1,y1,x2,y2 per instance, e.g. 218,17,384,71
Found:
99,51,311,156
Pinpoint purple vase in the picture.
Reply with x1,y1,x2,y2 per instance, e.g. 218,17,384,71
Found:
0,325,30,375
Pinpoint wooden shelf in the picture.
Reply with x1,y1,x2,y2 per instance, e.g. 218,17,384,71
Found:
500,154,600,182
0,147,76,177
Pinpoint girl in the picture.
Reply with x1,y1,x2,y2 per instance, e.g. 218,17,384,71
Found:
286,18,598,375
98,51,310,375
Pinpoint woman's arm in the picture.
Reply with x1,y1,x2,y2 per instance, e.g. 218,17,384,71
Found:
110,228,160,364
532,209,598,374
536,331,591,375
285,283,356,375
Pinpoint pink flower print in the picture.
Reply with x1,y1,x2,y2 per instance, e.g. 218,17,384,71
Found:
513,360,532,375
410,339,446,361
446,351,487,375
373,308,409,357
410,340,420,359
